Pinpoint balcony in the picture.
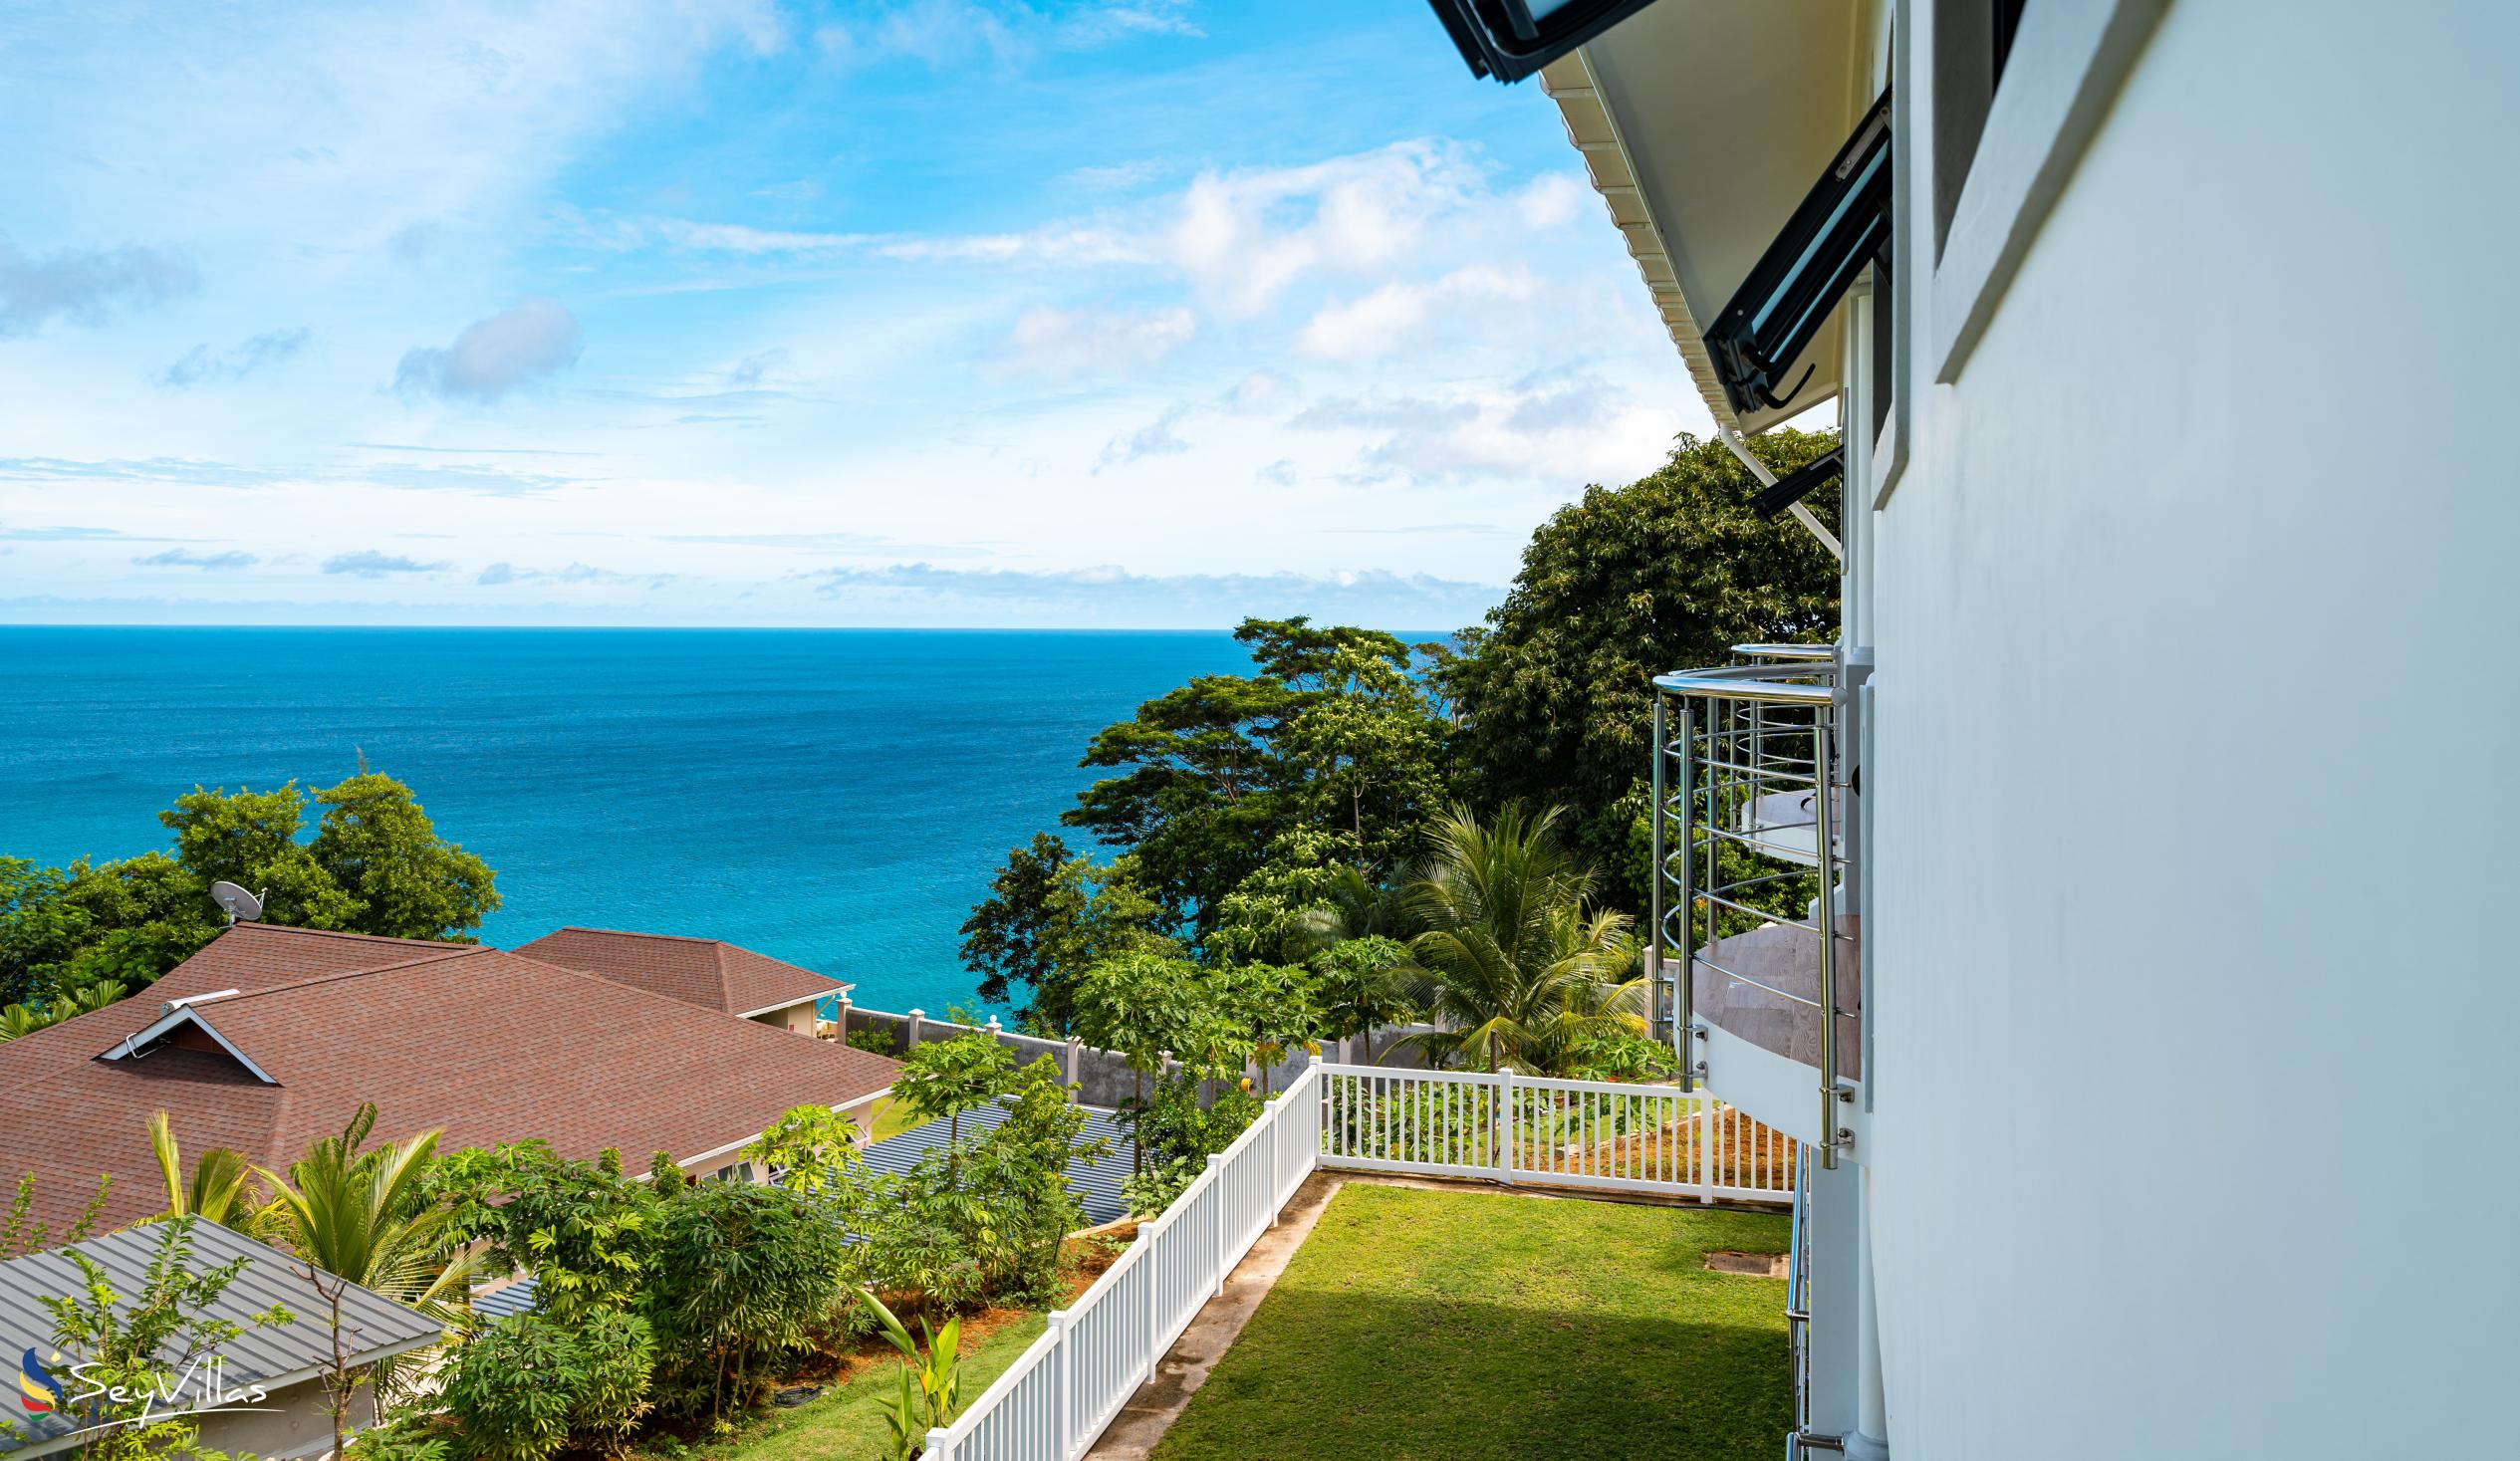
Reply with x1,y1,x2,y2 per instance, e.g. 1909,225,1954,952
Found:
1652,646,1862,1159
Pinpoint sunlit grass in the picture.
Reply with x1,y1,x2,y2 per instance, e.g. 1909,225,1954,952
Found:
1151,1183,1792,1461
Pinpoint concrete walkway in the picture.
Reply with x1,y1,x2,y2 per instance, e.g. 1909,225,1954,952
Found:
1082,1169,1346,1461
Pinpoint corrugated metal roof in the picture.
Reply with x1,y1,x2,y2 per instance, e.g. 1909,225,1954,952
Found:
0,1219,443,1458
463,1101,1134,1325
853,1100,1133,1228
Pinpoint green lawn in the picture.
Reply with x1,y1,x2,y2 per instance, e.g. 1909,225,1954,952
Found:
652,1313,1047,1461
864,1096,924,1142
1150,1184,1792,1461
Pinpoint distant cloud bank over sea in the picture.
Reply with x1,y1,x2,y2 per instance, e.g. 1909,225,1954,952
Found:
0,566,1504,630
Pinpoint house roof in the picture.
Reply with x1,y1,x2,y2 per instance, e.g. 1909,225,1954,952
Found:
514,927,847,1018
0,924,900,1234
0,1217,442,1459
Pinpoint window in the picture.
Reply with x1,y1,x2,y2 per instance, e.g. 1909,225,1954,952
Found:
1925,0,2168,378
1931,0,2029,254
1421,0,1661,84
1705,94,1893,419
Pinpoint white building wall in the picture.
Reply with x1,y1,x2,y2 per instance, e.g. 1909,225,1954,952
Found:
1867,4,2520,1457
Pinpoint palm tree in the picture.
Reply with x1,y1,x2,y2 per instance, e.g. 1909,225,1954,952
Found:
0,979,130,1043
147,1111,261,1229
255,1104,478,1452
1397,804,1645,1075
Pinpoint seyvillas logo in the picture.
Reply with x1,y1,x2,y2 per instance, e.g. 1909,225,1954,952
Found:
17,1348,67,1415
10,1346,274,1437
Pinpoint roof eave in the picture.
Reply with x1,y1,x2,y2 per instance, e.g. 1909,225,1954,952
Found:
1539,49,1744,436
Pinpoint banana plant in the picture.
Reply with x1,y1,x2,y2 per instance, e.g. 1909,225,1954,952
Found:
858,1288,962,1458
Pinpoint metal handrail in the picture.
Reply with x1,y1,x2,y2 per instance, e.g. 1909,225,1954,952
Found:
1651,650,1850,1166
1733,641,1836,662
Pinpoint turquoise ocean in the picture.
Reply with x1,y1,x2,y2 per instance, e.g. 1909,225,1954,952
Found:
0,627,1273,1015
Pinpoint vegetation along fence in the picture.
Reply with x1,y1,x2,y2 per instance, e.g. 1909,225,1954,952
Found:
924,1063,1795,1460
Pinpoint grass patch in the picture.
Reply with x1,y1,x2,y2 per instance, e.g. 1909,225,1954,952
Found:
1150,1184,1791,1461
651,1312,1046,1461
865,1097,924,1142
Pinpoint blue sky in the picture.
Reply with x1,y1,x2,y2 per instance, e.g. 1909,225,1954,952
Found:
0,0,1708,627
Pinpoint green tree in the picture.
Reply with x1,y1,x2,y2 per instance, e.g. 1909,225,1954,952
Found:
255,1105,477,1443
1399,805,1645,1075
0,857,88,1006
146,1111,258,1228
891,1032,1018,1163
308,774,500,941
1440,429,1842,881
1312,935,1419,1064
427,1141,656,1326
1071,952,1215,1174
1208,962,1322,1096
0,770,499,998
957,835,1173,1033
1062,617,1452,942
740,1104,865,1197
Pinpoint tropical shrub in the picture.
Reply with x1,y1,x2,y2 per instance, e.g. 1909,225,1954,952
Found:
741,1104,863,1197
1120,1156,1201,1218
439,1310,653,1461
845,1025,901,1057
644,1180,852,1421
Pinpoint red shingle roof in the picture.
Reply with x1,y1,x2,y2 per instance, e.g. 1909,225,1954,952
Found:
0,923,898,1233
514,927,847,1018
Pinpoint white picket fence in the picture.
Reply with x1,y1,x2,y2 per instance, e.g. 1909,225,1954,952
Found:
922,1063,1793,1461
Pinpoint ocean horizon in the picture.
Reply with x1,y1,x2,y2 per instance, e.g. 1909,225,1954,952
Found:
0,624,1400,1016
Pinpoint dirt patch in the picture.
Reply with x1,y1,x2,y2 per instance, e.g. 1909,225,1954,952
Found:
1704,1249,1788,1278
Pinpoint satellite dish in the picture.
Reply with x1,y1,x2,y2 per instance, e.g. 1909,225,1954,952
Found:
209,881,265,924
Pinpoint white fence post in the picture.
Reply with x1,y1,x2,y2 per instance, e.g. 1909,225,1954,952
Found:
924,1427,951,1461
1269,1094,1283,1225
1499,1066,1518,1184
1698,1094,1716,1202
1046,1309,1069,1460
1207,1152,1227,1295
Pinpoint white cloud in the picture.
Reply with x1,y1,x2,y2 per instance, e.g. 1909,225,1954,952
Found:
1096,404,1191,471
157,328,311,387
0,233,198,337
134,548,259,571
1164,140,1486,319
802,562,1497,628
993,304,1194,380
324,549,450,577
394,299,583,401
1295,266,1543,362
479,560,671,589
1222,369,1295,413
1513,172,1592,231
1293,371,1684,484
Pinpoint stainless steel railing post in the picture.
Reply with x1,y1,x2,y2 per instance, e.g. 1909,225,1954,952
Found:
1813,716,1838,1169
1673,696,1697,1091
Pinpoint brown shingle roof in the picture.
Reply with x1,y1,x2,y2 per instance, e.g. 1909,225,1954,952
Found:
514,926,848,1017
0,923,898,1233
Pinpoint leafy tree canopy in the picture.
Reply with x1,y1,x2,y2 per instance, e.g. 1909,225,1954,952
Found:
1060,616,1452,942
957,833,1175,1035
0,770,498,1007
1438,429,1842,880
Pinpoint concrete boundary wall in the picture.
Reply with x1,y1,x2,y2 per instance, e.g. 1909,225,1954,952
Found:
831,1003,1436,1110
